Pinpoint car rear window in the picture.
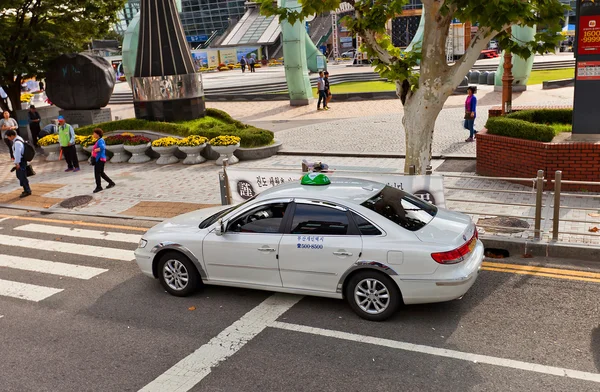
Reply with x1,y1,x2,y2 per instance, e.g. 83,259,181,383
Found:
361,186,437,231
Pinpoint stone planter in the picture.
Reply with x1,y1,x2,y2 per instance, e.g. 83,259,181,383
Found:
152,145,179,165
75,144,88,162
124,143,152,164
211,144,240,165
178,145,206,165
83,145,94,164
106,144,130,163
42,144,61,161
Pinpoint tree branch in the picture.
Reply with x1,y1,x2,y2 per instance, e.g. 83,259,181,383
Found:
361,29,393,65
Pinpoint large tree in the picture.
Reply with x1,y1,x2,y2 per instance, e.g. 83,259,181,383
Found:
0,0,125,114
260,0,567,173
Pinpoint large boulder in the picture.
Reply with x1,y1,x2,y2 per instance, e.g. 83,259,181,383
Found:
46,54,115,110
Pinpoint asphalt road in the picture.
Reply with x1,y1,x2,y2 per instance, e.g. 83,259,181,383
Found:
0,208,599,392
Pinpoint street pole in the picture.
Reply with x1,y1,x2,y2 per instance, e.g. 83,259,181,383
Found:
501,27,514,115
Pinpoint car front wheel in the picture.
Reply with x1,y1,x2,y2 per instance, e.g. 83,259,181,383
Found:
157,251,201,297
345,271,401,321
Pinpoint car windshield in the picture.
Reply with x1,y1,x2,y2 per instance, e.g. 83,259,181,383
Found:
198,197,255,229
361,186,437,231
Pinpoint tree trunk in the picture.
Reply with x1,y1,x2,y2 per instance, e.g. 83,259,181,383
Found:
6,76,22,116
401,86,445,174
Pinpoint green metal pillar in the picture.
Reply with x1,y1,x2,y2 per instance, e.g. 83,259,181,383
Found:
280,0,313,105
495,25,536,91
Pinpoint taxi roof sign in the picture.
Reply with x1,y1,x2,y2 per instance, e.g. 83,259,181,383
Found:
301,172,331,186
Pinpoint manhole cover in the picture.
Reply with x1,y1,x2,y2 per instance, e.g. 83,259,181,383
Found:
60,195,93,209
477,217,530,234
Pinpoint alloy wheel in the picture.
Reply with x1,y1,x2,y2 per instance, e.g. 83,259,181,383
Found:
354,278,390,314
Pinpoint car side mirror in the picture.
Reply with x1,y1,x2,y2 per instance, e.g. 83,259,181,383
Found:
215,219,224,236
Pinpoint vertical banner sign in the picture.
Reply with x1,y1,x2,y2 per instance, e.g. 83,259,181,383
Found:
572,0,600,136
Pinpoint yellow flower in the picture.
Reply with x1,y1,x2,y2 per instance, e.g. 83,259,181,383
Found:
177,135,208,147
209,135,241,147
152,137,179,147
121,132,135,137
38,134,59,146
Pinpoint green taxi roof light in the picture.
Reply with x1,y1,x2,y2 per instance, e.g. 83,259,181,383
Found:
301,172,331,186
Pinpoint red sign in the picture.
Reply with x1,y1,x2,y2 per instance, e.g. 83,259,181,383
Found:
578,15,600,55
577,61,600,80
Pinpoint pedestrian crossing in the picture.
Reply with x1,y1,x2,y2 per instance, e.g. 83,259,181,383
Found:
0,221,142,303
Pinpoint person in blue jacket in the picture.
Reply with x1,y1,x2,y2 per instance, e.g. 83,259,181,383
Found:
91,128,115,193
464,87,478,142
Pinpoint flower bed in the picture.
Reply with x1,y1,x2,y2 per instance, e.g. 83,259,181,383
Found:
209,135,241,146
38,134,59,147
177,135,207,147
105,134,132,145
151,137,179,147
124,135,151,146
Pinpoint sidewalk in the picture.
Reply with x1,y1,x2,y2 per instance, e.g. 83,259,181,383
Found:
0,152,597,247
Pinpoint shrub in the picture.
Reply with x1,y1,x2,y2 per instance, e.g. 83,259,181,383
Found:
189,125,274,148
78,119,190,137
485,117,555,142
506,109,573,125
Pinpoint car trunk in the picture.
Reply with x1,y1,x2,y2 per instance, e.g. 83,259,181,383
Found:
414,209,476,247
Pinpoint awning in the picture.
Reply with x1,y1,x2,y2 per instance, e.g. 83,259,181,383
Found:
219,6,281,47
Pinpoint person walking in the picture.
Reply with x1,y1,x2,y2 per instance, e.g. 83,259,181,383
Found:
248,56,256,73
1,110,18,159
28,105,42,146
240,56,247,73
57,115,80,172
317,71,329,111
324,71,332,107
464,87,478,142
91,128,115,193
4,130,32,197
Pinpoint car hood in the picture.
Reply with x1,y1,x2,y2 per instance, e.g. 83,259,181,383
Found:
146,205,230,235
415,208,475,247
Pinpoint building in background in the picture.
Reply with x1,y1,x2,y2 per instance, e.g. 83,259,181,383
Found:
115,0,140,34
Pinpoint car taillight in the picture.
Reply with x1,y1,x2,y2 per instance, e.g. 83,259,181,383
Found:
431,231,477,265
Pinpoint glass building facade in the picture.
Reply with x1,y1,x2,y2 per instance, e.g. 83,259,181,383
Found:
180,0,246,43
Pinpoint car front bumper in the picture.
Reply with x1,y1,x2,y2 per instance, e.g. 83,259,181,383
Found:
398,240,485,305
134,247,155,278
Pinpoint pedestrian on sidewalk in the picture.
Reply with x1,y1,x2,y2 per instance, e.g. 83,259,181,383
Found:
57,115,80,172
317,71,329,111
249,56,256,73
91,128,115,193
1,110,18,159
464,87,478,142
4,130,32,198
324,71,332,107
28,105,42,146
240,56,247,73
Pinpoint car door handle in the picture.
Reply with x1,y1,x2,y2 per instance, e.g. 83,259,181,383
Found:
333,251,353,256
258,247,276,252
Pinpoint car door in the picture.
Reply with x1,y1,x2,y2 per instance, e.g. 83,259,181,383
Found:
202,200,291,288
278,200,362,293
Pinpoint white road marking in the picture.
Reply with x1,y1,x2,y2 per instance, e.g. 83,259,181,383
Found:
271,322,600,384
0,254,108,280
139,294,301,392
0,279,63,302
14,223,141,244
0,235,134,261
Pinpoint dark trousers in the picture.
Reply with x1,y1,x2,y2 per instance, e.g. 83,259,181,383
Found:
464,119,476,138
241,64,246,73
94,160,113,189
62,145,79,169
16,159,31,193
30,124,41,146
317,90,328,108
249,64,255,72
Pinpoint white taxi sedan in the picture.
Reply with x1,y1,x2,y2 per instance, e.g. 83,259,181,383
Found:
135,175,484,321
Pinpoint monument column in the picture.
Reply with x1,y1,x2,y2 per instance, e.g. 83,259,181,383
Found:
132,0,205,121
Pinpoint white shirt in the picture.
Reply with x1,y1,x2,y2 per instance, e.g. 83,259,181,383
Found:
12,136,25,163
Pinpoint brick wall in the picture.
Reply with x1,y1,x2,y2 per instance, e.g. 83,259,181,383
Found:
476,130,600,191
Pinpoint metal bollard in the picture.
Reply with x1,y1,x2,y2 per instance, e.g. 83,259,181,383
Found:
534,170,544,240
425,165,433,175
408,165,416,175
222,158,232,205
552,171,562,241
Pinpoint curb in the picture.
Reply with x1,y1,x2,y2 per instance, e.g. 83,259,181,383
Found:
0,204,164,222
481,236,600,263
277,151,477,160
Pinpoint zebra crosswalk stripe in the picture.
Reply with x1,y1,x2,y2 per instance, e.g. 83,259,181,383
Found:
0,255,108,280
0,279,63,302
14,224,141,244
0,234,134,261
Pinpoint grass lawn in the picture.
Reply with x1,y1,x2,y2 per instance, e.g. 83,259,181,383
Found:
308,68,575,96
526,68,574,85
550,123,572,134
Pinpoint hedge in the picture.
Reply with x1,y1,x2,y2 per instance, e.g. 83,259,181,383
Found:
506,109,573,125
485,117,556,142
76,112,275,148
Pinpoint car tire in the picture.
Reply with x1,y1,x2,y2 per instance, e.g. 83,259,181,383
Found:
345,270,401,321
157,251,201,297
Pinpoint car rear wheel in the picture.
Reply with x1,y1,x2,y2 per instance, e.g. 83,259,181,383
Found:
345,271,401,321
157,251,201,297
